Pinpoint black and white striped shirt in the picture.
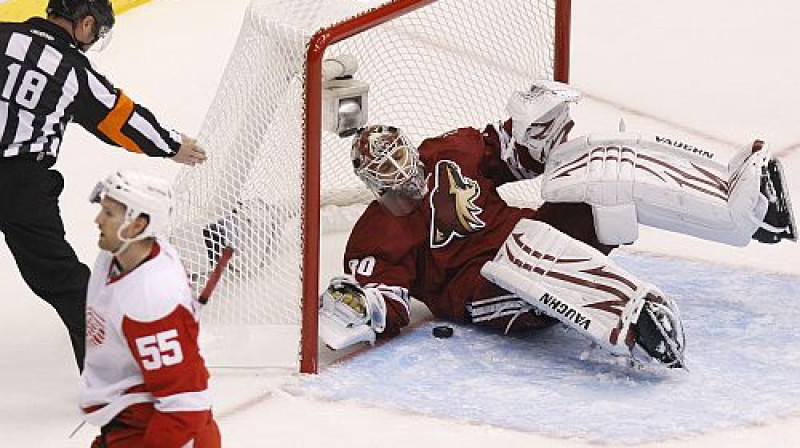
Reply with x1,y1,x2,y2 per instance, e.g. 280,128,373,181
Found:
0,18,181,162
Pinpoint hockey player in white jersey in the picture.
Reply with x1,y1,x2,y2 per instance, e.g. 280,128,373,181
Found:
80,170,220,447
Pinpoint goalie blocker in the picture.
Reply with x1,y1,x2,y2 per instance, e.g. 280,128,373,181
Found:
541,131,796,246
481,219,686,368
319,276,387,350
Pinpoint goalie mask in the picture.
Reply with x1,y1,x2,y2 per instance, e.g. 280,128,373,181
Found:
351,125,427,216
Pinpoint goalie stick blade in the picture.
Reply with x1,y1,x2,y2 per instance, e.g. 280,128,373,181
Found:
634,302,686,369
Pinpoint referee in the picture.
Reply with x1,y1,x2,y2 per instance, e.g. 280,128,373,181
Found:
0,0,206,371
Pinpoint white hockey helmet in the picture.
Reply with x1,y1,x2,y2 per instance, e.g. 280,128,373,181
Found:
351,125,427,216
89,170,173,240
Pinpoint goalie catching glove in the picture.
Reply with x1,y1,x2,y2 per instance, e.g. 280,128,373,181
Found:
319,276,387,350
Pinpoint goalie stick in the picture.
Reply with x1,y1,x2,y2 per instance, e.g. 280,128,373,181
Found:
198,245,235,305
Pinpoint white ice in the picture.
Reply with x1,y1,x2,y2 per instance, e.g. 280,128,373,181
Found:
0,0,798,446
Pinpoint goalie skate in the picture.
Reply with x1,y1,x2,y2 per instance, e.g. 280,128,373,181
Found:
633,300,686,369
753,159,797,244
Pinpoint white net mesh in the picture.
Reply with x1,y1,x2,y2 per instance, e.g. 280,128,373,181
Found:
170,0,560,368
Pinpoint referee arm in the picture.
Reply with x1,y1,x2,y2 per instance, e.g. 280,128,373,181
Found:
71,65,206,166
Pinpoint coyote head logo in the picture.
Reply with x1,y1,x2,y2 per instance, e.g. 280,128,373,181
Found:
429,160,485,248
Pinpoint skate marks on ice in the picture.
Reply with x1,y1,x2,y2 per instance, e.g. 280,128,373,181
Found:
297,252,800,443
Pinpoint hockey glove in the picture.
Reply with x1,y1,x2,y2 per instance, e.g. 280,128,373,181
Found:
507,80,580,167
319,276,387,350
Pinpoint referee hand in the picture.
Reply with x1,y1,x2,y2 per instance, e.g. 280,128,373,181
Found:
172,135,207,166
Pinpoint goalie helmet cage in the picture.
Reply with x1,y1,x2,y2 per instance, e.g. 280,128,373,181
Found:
170,0,571,374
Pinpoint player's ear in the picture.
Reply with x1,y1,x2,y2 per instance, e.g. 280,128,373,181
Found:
128,214,151,238
74,14,97,48
79,14,95,34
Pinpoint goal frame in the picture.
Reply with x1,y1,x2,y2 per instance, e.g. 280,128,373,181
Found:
300,0,572,373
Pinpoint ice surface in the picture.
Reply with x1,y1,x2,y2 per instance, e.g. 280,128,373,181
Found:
299,253,800,443
1,0,800,446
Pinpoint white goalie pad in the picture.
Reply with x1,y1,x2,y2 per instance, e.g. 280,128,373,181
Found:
541,131,770,246
319,276,387,350
481,219,685,366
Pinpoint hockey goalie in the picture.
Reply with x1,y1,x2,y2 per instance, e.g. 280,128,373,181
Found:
318,80,796,369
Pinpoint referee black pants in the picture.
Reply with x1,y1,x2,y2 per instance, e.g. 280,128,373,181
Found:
0,158,89,370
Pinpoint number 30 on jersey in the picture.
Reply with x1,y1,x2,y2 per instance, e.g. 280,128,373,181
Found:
348,256,376,277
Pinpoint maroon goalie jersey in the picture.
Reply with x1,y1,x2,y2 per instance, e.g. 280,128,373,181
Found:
345,124,605,337
345,125,530,334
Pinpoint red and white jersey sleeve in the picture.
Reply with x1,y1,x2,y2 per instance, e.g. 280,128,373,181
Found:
79,239,212,448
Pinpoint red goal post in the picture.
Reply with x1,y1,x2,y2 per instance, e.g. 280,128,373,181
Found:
302,0,572,373
170,0,572,374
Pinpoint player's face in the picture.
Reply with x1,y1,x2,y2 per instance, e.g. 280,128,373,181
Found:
94,197,127,252
361,136,416,187
372,145,410,181
353,126,427,215
370,144,426,215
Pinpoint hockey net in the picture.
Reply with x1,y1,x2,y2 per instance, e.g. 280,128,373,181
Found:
169,0,570,372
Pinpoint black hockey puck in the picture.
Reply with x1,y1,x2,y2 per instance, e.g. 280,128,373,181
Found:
432,325,454,339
